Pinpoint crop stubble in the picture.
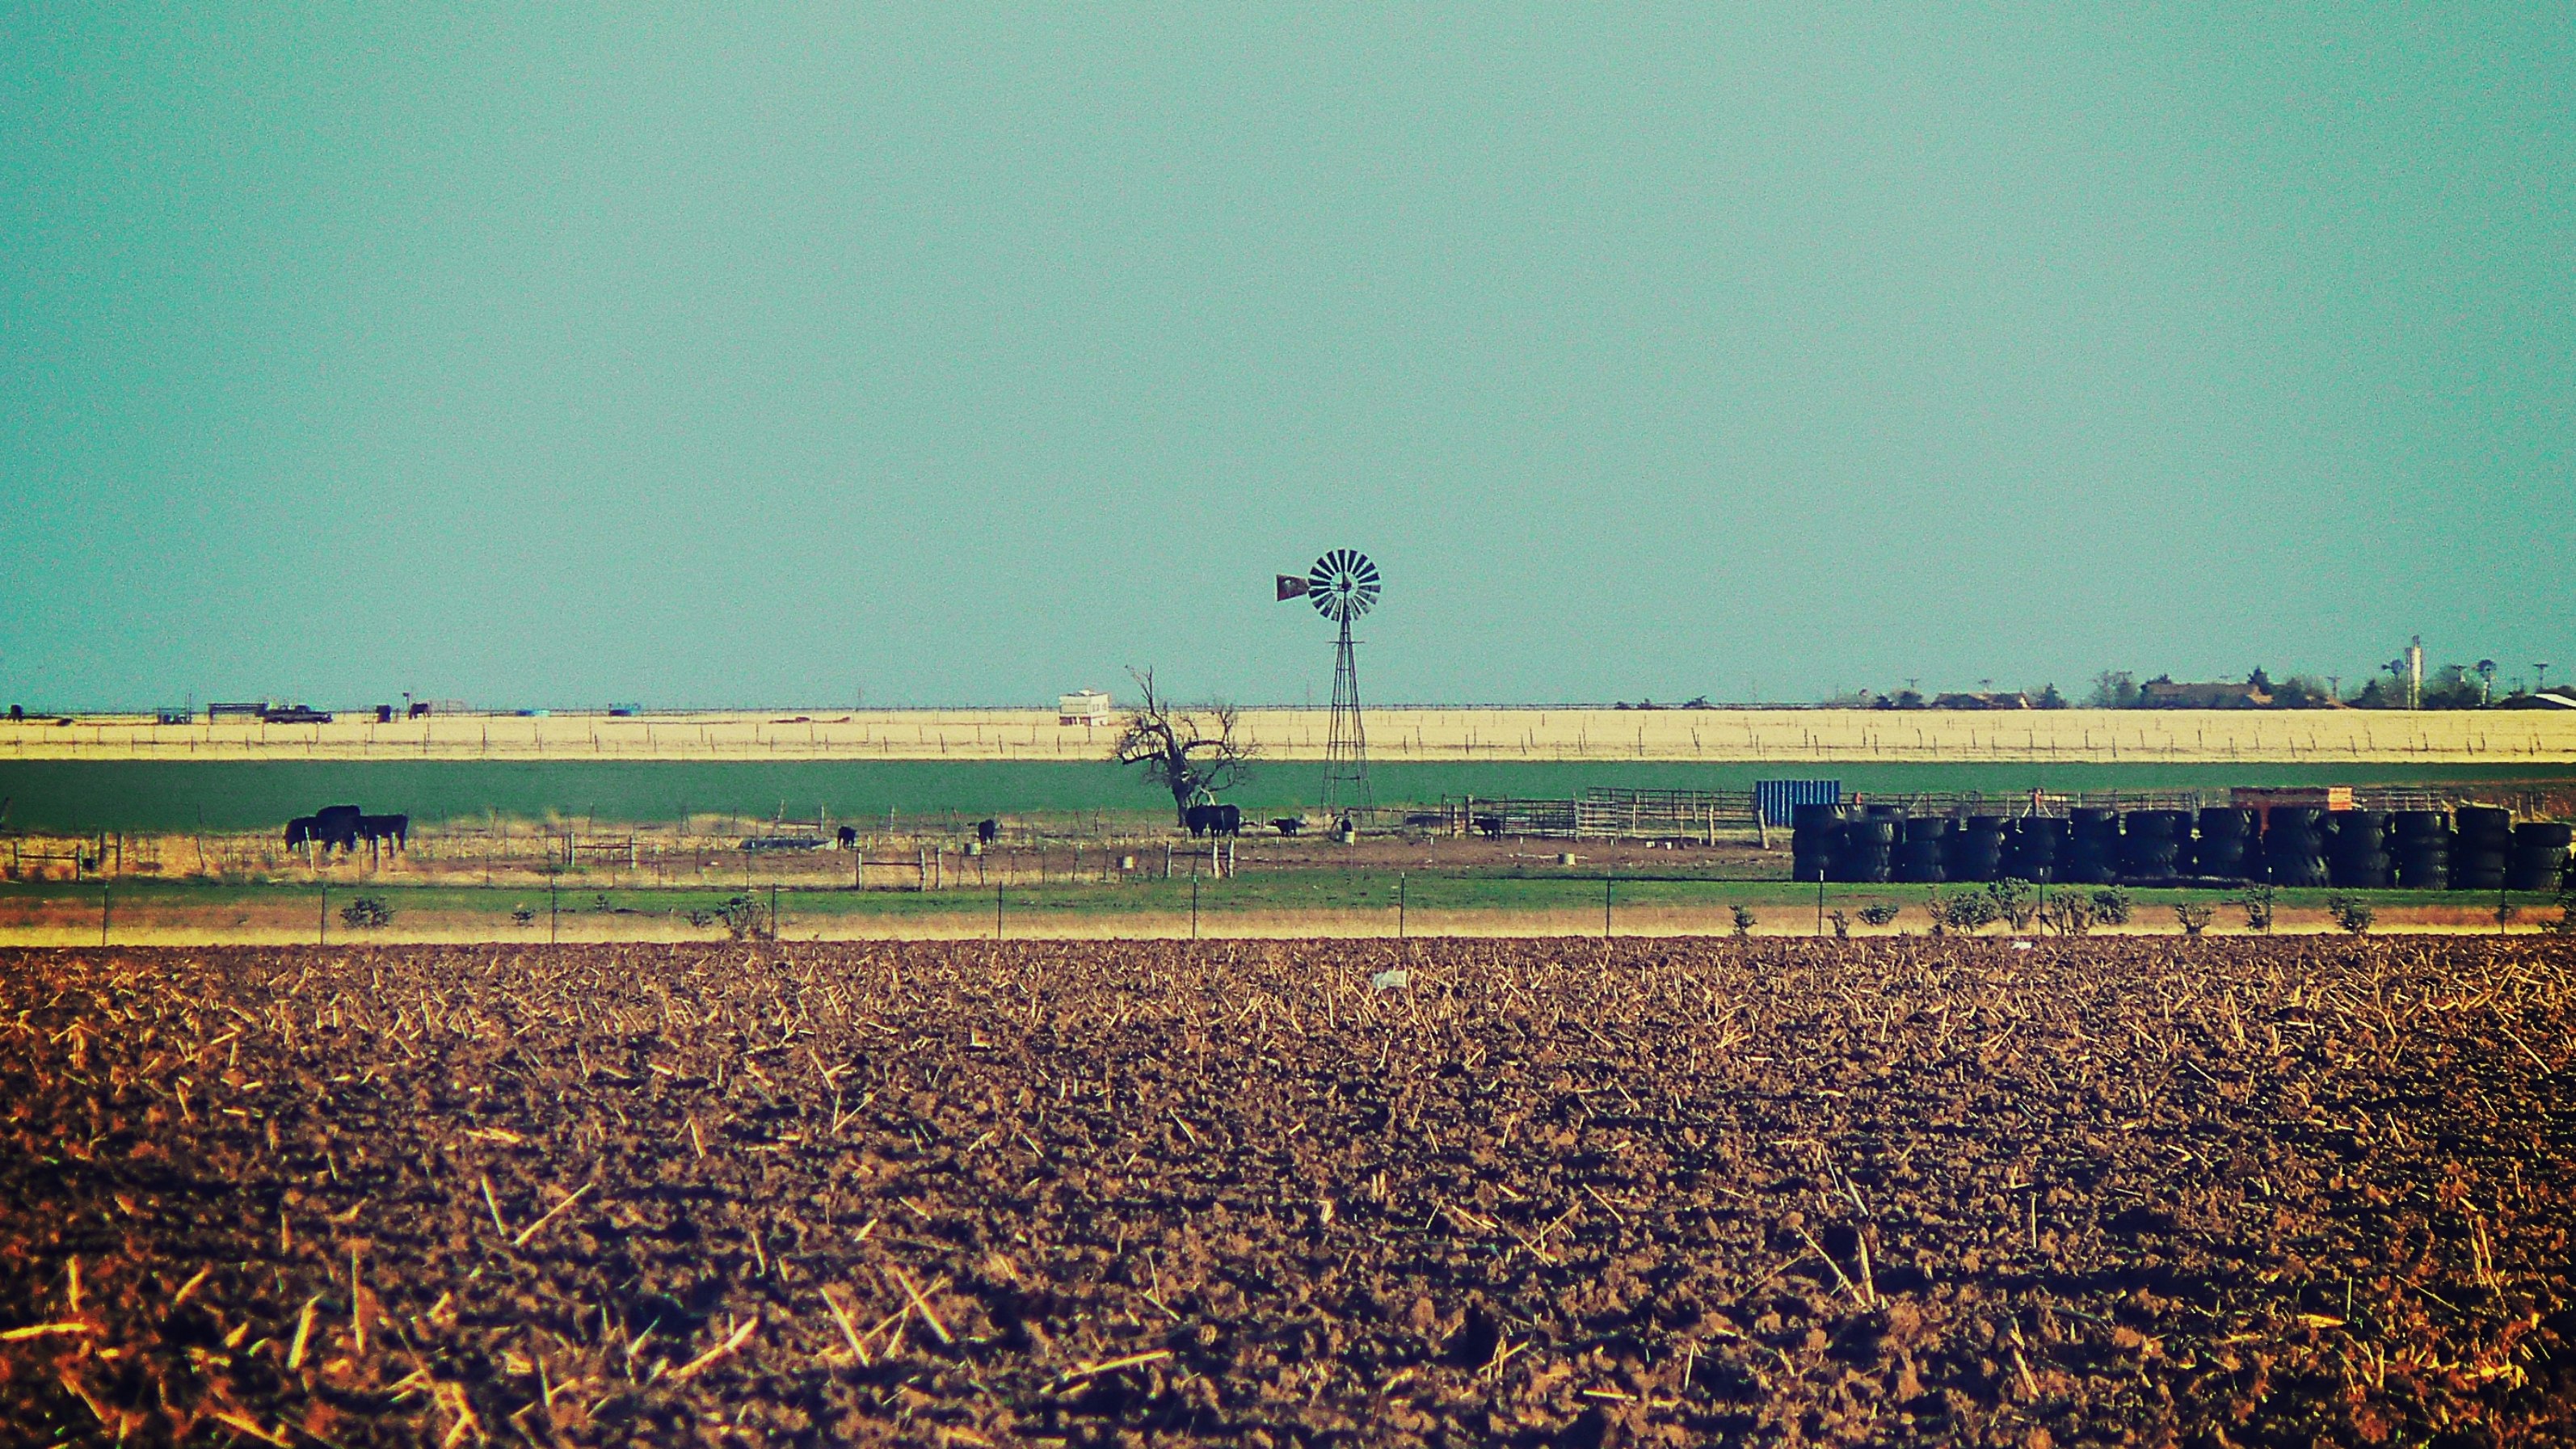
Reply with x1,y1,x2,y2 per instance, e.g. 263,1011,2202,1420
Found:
2,937,2570,1446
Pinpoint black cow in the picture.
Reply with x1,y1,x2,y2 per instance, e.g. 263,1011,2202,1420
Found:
1185,803,1241,838
284,816,318,850
976,818,1000,845
311,805,364,856
358,814,408,861
836,825,859,849
1271,817,1304,836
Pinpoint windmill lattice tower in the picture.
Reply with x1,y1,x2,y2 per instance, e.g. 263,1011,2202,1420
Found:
1277,550,1379,817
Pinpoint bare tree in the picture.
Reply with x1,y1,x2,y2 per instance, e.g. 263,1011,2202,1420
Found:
1112,668,1258,826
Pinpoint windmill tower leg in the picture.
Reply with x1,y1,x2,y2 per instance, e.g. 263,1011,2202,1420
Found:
1323,614,1370,816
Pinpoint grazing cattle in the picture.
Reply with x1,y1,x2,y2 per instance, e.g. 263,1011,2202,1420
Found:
977,818,1000,845
358,814,409,862
836,825,859,849
1185,803,1214,837
1188,803,1242,837
1217,803,1240,836
284,816,318,850
312,805,364,856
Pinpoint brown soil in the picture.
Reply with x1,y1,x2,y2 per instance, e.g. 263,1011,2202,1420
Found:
3,938,2570,1446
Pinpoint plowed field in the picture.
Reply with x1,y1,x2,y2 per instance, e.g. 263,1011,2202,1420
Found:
4,939,2570,1446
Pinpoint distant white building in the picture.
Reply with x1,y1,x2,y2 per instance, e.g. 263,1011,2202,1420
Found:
1059,690,1113,726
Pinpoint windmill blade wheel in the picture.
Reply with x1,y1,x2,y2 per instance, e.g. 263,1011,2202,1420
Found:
1308,549,1379,621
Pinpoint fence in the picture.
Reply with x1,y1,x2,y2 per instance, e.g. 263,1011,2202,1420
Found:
1437,790,1763,842
1429,782,2537,842
1835,786,2478,818
11,707,2576,763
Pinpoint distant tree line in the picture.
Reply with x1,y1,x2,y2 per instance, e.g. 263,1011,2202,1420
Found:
2087,661,2542,710
1816,659,2559,710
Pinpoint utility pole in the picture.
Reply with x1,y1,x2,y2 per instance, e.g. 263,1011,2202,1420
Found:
549,873,558,945
319,883,328,946
99,882,110,947
1604,871,1614,939
996,879,1004,941
1397,874,1406,940
1191,872,1200,941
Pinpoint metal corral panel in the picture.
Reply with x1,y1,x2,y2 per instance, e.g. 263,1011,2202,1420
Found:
1755,779,1842,826
1578,787,1758,840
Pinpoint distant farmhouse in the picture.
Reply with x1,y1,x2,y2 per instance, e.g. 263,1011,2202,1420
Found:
2497,689,2576,710
2139,676,2271,709
1929,691,2031,710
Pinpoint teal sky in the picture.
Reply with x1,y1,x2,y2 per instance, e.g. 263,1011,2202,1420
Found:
3,6,2570,710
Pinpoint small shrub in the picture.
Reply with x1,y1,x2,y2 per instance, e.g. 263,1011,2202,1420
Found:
2040,893,2094,937
1986,878,2037,933
510,906,535,928
714,894,773,941
1730,904,1756,938
1856,901,1901,929
2172,900,2214,937
1828,909,1851,941
686,908,718,928
2545,891,2576,937
2090,886,2133,927
2326,893,2374,935
2235,883,2276,934
339,895,394,929
1934,890,1998,935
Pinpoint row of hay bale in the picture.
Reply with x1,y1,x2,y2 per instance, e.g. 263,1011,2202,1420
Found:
1790,802,2572,890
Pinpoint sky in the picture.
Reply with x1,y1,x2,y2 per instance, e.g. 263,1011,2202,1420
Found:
2,6,2570,710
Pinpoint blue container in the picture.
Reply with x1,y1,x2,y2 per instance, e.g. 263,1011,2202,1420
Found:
1756,779,1842,828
